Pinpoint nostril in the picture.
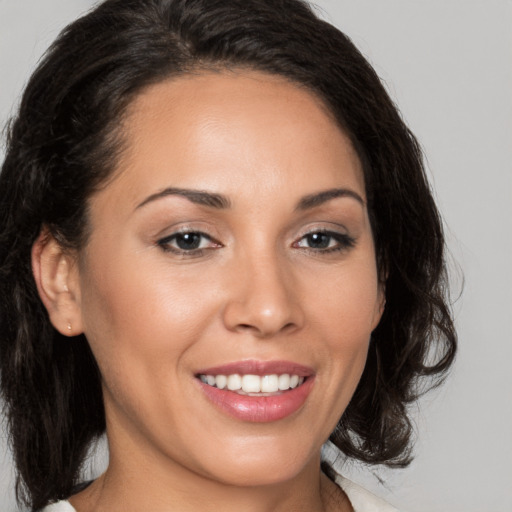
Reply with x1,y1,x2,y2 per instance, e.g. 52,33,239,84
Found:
222,294,304,337
234,321,298,337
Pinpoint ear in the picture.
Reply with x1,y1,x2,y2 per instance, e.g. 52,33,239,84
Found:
31,229,84,336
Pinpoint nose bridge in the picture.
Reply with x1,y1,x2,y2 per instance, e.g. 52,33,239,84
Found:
222,243,303,337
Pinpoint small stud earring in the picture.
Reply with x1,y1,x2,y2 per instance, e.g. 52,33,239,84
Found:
67,323,72,332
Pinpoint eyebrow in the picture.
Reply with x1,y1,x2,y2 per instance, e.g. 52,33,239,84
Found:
296,188,365,210
136,186,364,212
136,187,231,210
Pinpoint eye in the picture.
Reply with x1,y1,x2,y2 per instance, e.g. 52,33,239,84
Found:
157,231,221,254
294,230,355,253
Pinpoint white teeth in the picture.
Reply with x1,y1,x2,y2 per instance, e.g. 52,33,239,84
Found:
227,374,242,391
199,373,305,393
278,374,290,390
242,374,261,393
261,374,279,393
215,375,227,390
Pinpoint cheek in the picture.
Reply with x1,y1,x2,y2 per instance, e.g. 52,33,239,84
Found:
311,259,380,338
305,254,380,394
77,254,210,436
78,246,219,377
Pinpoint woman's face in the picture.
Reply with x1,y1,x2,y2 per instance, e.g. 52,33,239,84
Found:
73,71,383,486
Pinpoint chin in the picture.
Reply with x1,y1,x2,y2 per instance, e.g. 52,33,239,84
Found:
192,433,319,488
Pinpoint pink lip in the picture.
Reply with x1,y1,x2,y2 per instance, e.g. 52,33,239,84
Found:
195,360,315,423
196,360,315,377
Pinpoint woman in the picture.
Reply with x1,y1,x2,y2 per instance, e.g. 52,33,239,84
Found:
0,0,456,511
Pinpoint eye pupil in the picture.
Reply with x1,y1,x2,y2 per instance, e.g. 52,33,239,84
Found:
307,233,330,248
176,233,201,250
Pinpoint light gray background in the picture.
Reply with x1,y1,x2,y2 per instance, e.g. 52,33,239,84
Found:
1,1,511,511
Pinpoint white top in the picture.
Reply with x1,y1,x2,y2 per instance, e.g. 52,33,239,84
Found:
334,474,398,512
41,475,398,512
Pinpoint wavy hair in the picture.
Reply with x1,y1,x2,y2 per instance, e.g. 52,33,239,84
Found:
0,0,456,508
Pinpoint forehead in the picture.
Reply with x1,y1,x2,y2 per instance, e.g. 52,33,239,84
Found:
97,70,365,212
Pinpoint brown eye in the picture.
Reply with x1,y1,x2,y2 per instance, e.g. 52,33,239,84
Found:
157,231,220,254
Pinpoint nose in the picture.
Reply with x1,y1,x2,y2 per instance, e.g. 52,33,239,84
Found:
222,251,304,338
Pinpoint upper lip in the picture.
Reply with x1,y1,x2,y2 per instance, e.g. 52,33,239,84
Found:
195,360,315,377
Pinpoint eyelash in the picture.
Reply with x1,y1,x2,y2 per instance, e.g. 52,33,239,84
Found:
157,230,220,257
156,229,356,257
293,230,356,254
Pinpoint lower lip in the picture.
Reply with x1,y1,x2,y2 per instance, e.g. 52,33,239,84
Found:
198,377,315,423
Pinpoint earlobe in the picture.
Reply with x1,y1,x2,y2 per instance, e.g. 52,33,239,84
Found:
31,229,83,336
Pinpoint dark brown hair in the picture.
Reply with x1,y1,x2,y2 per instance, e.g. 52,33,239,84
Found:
0,0,456,509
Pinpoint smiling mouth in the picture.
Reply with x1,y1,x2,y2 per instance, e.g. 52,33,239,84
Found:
196,362,315,422
197,373,306,396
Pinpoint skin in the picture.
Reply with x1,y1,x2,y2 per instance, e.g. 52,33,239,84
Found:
34,71,384,512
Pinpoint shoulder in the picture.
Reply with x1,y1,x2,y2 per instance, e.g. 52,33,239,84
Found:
335,474,400,512
39,501,77,512
322,441,400,512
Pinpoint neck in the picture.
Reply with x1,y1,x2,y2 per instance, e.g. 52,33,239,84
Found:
72,455,329,512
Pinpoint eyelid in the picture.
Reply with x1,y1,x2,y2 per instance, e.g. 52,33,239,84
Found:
154,222,356,257
158,230,214,245
295,223,350,240
156,228,222,255
292,227,356,253
154,221,220,244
